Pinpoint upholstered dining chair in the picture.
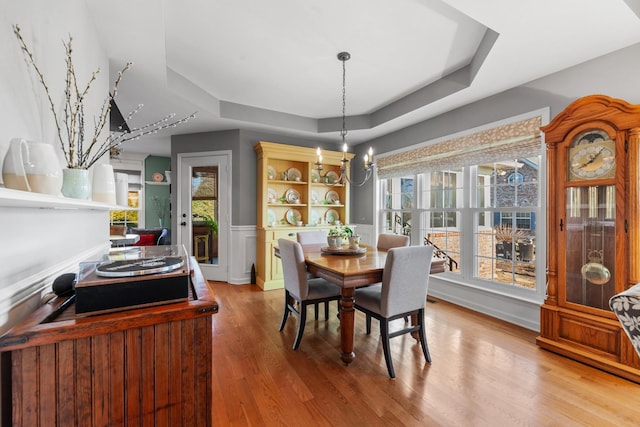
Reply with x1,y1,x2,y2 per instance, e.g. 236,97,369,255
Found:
354,245,435,378
297,230,335,319
376,234,410,251
376,233,411,321
296,230,328,245
278,239,341,350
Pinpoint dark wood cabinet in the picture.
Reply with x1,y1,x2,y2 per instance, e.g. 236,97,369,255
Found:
537,95,640,383
0,257,217,426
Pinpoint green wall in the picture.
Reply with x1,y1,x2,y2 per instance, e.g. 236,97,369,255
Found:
145,155,171,228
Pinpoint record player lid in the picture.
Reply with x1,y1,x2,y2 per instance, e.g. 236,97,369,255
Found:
96,256,184,277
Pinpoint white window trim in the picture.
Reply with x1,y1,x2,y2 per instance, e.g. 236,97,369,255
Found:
374,108,550,322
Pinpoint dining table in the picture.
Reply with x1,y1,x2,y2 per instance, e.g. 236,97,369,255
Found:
295,243,446,365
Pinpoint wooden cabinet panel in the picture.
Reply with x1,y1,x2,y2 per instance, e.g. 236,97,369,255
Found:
0,258,217,426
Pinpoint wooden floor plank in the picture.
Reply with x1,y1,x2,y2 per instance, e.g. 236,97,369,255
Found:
209,280,640,426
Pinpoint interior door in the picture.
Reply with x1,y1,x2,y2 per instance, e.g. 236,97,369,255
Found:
177,151,230,282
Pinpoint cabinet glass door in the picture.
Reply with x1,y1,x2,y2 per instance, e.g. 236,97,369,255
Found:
565,185,616,310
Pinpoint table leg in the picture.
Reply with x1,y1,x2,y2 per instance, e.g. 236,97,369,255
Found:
339,288,356,365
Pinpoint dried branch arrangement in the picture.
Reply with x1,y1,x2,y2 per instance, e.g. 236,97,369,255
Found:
13,24,196,169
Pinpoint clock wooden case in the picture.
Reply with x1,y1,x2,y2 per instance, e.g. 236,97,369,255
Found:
537,95,640,383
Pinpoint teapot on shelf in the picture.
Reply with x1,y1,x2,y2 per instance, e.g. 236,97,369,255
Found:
2,138,63,196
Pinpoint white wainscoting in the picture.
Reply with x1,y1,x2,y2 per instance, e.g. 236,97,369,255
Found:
228,225,257,285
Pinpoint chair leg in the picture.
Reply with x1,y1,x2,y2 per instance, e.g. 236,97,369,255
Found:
314,303,319,320
365,314,372,335
417,309,432,363
324,301,330,320
380,319,395,378
293,302,307,350
279,291,291,331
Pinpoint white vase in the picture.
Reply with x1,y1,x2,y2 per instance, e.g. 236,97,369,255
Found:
115,172,129,206
348,235,361,249
62,168,91,200
327,236,342,248
92,164,116,204
2,138,63,195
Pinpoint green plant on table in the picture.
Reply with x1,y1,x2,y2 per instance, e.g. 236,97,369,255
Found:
329,225,355,239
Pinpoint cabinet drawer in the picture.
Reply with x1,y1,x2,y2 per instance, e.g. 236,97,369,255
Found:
269,229,298,241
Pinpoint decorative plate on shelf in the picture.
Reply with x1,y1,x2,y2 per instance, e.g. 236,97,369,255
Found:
287,167,302,182
311,190,321,204
325,190,340,203
285,188,301,204
311,169,320,183
324,170,339,184
310,209,320,225
267,209,277,225
285,208,302,225
267,188,278,203
152,172,164,182
267,165,276,180
325,209,339,225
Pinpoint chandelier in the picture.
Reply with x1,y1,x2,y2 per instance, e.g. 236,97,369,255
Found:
315,51,374,187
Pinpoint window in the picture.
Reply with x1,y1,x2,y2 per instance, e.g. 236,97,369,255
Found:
376,113,544,292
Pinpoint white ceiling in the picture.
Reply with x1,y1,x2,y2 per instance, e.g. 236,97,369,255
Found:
85,0,640,156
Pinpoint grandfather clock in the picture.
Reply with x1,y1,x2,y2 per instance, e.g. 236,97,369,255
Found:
537,95,640,383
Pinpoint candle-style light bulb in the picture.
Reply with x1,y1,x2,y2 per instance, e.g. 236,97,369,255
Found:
318,154,322,163
343,143,348,153
364,154,369,167
368,147,374,165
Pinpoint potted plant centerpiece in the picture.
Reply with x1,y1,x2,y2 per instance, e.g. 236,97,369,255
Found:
327,225,358,249
12,25,195,199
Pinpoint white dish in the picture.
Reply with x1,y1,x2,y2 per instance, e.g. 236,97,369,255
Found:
325,170,339,184
311,190,321,204
267,209,277,225
287,167,302,182
267,165,276,180
311,170,320,183
310,210,320,225
286,208,302,225
285,188,300,204
325,190,340,203
325,209,339,224
268,188,278,203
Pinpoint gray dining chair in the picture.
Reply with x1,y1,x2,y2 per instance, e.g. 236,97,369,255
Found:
354,245,435,378
296,230,328,245
278,239,341,350
376,234,410,251
297,230,336,319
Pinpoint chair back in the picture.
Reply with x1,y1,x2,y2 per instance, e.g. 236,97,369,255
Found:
278,239,310,300
377,234,410,251
296,230,327,245
380,245,434,317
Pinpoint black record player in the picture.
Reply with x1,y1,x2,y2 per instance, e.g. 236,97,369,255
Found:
75,246,190,316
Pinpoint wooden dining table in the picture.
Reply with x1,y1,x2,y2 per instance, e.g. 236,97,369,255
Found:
297,243,445,365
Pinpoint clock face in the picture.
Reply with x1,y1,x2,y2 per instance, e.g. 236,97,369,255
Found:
569,142,615,180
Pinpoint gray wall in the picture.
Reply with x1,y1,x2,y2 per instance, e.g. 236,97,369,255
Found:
350,42,640,224
171,129,340,226
172,42,640,227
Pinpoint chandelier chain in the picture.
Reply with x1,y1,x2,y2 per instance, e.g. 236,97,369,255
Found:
341,55,347,141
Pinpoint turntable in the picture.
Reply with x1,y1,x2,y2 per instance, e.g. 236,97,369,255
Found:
75,245,190,316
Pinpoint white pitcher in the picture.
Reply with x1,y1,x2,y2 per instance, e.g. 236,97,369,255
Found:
2,138,63,195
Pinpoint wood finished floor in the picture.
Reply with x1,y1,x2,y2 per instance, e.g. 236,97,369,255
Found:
208,281,640,426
